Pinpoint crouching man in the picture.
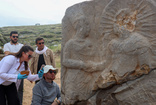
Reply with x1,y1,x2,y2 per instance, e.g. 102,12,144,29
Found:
31,65,61,105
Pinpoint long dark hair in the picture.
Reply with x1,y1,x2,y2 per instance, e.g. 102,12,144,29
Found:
14,45,34,70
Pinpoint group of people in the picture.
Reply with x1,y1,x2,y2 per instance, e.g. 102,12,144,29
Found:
0,31,61,105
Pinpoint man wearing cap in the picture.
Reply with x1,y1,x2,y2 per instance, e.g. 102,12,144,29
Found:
31,65,61,105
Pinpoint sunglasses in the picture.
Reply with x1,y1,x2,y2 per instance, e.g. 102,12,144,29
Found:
26,53,32,59
49,70,57,74
12,36,18,38
38,42,44,45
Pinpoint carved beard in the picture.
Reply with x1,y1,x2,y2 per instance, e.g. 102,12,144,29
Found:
11,39,17,44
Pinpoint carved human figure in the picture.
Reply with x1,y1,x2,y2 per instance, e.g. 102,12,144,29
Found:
62,17,105,104
93,9,152,89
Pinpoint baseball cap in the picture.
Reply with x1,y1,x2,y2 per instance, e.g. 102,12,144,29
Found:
43,65,58,74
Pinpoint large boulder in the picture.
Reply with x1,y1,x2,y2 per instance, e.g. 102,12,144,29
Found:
61,0,156,104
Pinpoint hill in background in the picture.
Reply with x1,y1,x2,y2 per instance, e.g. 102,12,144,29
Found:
0,24,62,53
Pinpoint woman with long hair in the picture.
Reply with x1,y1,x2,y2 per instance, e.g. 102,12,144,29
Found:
0,45,43,105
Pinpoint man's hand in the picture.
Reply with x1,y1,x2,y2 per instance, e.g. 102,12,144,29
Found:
4,51,10,56
51,100,60,105
4,51,15,56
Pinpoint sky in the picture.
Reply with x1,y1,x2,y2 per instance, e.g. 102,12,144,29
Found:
0,0,91,27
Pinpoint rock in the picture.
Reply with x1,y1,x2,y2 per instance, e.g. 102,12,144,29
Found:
97,69,156,105
61,0,156,104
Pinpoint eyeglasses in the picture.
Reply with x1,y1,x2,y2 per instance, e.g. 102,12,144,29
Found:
26,53,32,59
12,36,18,38
38,42,44,45
49,70,57,74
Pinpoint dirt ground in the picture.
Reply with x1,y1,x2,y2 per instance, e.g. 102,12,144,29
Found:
23,70,61,105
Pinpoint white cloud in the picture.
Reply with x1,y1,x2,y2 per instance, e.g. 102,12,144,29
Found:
0,0,91,27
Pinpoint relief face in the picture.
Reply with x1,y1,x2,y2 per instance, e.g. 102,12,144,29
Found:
115,9,137,32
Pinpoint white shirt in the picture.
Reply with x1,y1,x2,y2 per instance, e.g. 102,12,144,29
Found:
0,55,39,87
3,42,23,53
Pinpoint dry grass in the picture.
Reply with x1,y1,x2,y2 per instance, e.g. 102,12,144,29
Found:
23,70,61,105
23,80,35,105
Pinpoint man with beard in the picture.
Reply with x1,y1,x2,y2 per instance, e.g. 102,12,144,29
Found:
30,37,55,84
31,65,61,105
3,31,24,105
3,31,23,56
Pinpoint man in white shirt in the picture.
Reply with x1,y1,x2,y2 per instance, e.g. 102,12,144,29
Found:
3,31,24,105
3,31,23,55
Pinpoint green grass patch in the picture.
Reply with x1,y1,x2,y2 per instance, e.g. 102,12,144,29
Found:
49,44,61,53
55,55,61,69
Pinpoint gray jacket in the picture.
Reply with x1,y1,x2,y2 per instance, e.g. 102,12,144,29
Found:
31,78,61,105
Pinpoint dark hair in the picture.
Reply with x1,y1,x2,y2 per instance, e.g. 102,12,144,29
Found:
35,37,44,44
14,45,34,70
10,31,18,36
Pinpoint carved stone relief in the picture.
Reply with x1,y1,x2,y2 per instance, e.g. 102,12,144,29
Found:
94,0,156,90
61,0,156,104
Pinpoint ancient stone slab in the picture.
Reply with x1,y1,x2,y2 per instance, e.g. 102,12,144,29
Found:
61,0,156,104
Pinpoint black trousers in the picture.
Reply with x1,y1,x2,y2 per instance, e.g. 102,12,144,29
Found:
0,83,20,105
18,79,24,105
